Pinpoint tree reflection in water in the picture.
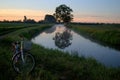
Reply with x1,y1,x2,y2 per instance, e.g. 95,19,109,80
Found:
53,29,73,49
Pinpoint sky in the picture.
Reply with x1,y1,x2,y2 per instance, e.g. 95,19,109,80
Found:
0,0,120,23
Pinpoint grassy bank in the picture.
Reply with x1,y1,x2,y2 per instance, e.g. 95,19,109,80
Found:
0,23,38,35
0,23,120,80
70,24,120,49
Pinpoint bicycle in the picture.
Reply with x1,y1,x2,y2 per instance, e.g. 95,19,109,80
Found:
12,36,35,73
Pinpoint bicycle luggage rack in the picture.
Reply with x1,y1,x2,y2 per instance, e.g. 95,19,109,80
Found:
23,41,32,51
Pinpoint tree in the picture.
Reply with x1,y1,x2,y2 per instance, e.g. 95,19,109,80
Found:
54,4,73,23
23,16,36,23
23,16,27,22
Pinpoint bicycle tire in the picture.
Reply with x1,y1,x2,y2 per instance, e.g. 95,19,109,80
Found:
12,52,35,73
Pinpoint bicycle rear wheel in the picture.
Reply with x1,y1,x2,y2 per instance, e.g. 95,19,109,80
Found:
12,52,35,73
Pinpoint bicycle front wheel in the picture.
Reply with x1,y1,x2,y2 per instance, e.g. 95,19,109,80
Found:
12,52,35,73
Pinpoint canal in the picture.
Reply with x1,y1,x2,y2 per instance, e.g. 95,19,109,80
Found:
31,24,120,67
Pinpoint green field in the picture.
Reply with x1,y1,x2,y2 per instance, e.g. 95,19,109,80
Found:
0,23,44,36
70,24,120,50
0,23,120,80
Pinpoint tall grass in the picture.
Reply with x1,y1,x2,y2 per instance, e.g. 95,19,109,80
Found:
0,23,120,80
0,23,53,80
70,24,120,49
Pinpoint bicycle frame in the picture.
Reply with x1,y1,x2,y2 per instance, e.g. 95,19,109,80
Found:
13,40,25,63
20,40,25,63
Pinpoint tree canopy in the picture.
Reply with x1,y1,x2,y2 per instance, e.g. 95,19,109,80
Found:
54,4,73,23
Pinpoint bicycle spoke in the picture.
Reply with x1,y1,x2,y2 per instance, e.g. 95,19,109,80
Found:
12,53,35,73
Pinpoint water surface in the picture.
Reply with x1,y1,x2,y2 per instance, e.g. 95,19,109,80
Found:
31,24,120,67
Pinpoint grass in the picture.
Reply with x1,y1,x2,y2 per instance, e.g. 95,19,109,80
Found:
0,23,45,35
0,23,120,80
69,24,120,49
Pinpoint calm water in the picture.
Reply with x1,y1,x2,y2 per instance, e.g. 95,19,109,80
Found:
31,24,120,67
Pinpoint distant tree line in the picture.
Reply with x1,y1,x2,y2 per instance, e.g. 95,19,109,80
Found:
0,16,37,23
70,22,120,25
0,20,22,23
0,15,57,24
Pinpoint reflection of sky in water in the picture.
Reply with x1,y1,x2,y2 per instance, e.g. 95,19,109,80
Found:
31,24,120,67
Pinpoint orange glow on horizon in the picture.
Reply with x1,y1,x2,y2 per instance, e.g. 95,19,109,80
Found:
0,9,46,21
73,16,120,23
0,16,44,21
0,9,120,23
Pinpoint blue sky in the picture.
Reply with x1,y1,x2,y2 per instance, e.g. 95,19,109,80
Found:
0,0,120,23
